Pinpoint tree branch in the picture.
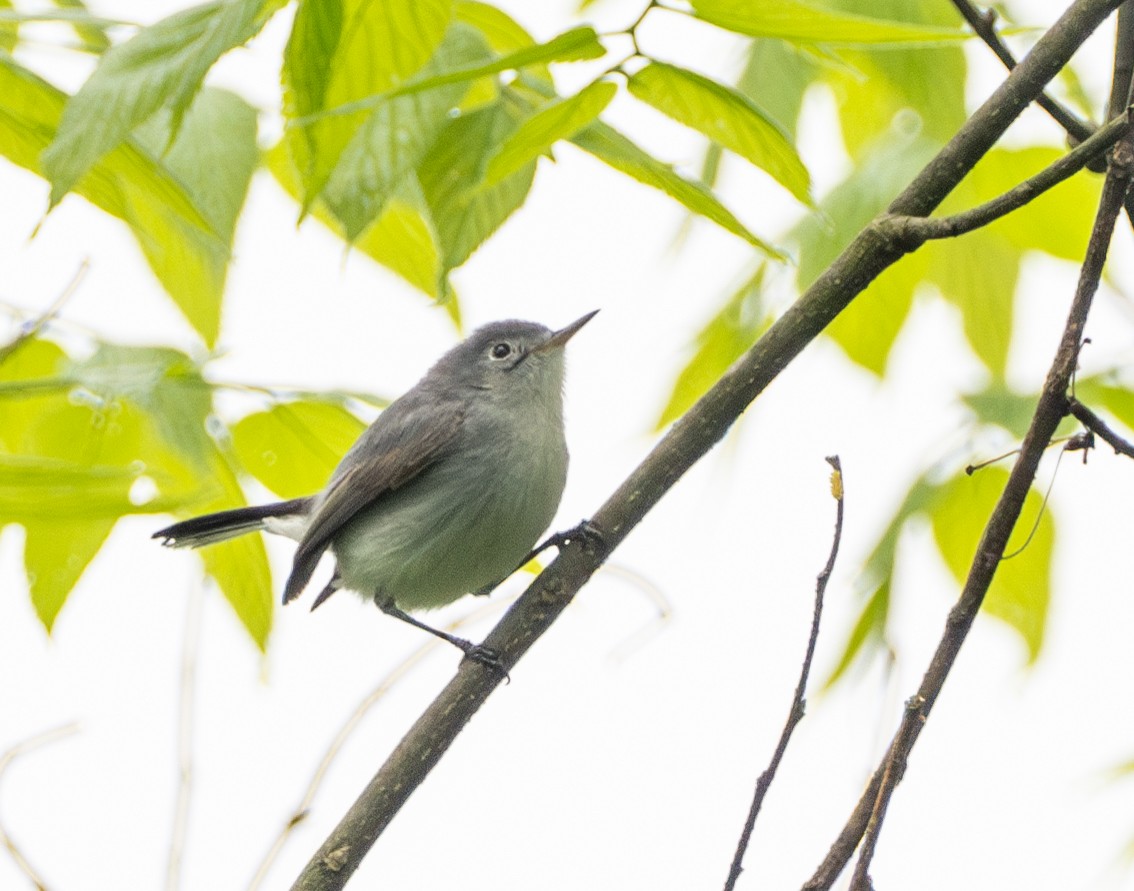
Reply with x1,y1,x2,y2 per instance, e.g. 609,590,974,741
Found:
950,0,1096,144
813,125,1134,891
881,108,1129,245
1068,397,1134,458
723,457,844,891
289,2,1126,888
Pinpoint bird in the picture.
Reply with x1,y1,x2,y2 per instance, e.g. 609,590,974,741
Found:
153,311,597,658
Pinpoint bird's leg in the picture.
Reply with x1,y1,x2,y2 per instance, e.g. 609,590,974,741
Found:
374,597,506,676
472,519,605,598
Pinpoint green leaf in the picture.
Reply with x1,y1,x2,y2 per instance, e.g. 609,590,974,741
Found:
267,140,448,301
418,101,537,278
320,23,492,240
191,446,274,649
23,515,117,631
484,80,615,186
293,25,607,126
628,62,811,204
68,344,214,469
42,0,283,204
131,87,259,343
0,454,140,517
690,0,969,45
0,56,236,347
231,401,365,498
572,121,783,258
657,266,770,428
794,133,937,373
930,468,1053,661
927,231,1017,378
293,0,452,204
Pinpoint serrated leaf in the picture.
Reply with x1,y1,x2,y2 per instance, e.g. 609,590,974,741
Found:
572,121,783,258
930,468,1052,661
267,140,448,301
295,25,607,126
454,0,553,89
320,23,492,240
628,62,810,204
484,80,615,186
690,0,968,45
231,401,365,499
0,56,237,347
295,0,452,205
42,0,282,204
131,87,259,343
418,101,537,277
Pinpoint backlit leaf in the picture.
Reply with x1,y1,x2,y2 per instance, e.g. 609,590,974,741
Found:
484,80,616,186
628,62,810,204
231,401,366,498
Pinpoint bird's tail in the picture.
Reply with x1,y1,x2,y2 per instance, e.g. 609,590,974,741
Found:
152,497,313,549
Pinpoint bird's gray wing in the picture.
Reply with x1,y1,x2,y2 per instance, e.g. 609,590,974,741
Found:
282,398,467,604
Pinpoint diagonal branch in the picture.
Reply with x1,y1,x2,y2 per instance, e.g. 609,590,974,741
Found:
950,0,1096,143
289,2,1127,888
882,108,1129,245
817,132,1134,891
723,457,844,891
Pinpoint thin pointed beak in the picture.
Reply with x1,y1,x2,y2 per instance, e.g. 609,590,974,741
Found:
535,309,599,353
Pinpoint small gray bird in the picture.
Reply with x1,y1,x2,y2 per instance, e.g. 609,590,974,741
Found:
154,311,597,656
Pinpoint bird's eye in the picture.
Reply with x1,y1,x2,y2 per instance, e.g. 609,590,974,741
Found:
490,342,512,359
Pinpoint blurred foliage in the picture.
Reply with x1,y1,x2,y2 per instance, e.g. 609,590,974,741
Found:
0,0,1126,668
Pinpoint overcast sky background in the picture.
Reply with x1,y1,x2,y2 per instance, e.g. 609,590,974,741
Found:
3,1,1134,889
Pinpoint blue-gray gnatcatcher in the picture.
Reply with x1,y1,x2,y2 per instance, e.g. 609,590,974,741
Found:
154,311,597,657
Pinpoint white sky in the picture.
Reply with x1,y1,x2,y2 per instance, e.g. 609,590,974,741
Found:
3,2,1134,890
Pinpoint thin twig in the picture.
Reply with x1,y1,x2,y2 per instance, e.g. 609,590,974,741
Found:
825,120,1134,891
950,0,1095,143
882,109,1130,247
0,260,87,365
723,458,845,891
166,583,204,891
1068,397,1134,458
0,724,80,891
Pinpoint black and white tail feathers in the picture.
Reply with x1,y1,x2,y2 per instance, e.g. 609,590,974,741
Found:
152,497,313,549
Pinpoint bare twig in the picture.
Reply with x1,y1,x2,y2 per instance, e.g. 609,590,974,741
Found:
290,4,1125,888
821,123,1134,891
950,0,1096,143
723,458,844,891
166,583,204,891
0,724,80,891
1068,397,1134,458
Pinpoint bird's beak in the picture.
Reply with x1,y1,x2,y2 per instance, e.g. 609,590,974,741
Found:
535,309,600,353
